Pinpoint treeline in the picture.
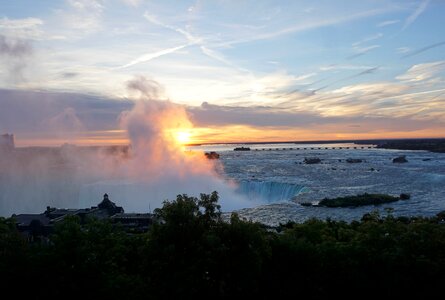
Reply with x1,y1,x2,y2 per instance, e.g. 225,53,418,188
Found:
2,192,445,299
375,138,445,153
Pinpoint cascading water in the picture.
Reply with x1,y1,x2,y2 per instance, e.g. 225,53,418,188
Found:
236,180,306,203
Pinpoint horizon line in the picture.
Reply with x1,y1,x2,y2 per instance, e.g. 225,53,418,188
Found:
12,136,445,148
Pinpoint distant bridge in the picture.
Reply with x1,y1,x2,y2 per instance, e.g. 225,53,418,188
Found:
253,146,376,151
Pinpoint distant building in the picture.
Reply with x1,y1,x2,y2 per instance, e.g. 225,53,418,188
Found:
0,133,15,151
12,194,156,240
111,213,155,233
97,193,124,215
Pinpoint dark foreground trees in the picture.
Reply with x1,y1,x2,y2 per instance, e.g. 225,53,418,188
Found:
2,192,445,299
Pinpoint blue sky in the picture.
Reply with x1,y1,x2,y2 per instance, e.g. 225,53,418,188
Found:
0,0,445,145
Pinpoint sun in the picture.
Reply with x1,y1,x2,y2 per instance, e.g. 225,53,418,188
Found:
174,130,192,145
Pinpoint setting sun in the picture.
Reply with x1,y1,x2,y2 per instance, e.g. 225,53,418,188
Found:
174,130,192,145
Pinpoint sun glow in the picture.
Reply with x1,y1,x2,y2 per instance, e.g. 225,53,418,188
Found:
174,130,192,145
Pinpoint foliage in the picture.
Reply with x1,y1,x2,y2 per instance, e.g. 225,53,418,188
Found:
2,194,445,298
318,193,401,207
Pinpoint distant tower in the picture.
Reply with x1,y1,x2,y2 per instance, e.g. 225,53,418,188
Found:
0,133,15,151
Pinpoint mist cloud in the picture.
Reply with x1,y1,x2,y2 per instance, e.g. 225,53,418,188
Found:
0,78,254,216
0,35,32,56
0,35,33,81
126,75,165,100
113,76,252,209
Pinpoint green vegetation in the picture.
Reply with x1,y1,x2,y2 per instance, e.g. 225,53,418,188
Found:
1,192,445,298
302,193,409,207
316,193,404,207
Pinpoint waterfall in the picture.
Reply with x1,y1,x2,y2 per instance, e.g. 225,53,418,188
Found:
236,180,306,203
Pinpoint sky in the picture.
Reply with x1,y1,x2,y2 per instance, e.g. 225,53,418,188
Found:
0,0,445,146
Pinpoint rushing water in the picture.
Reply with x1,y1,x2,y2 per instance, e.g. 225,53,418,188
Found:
190,143,445,226
2,142,445,226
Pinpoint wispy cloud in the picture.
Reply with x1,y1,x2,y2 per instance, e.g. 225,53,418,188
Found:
0,17,44,39
114,12,206,69
403,0,430,30
319,64,375,71
56,0,105,36
217,7,395,47
396,61,445,82
143,11,249,74
1,0,444,141
314,66,380,92
117,43,190,69
347,45,380,59
67,0,104,11
397,47,410,54
199,46,251,74
377,19,400,27
120,0,141,7
402,41,445,58
143,12,201,44
294,73,317,82
331,82,408,96
188,95,443,135
352,33,383,47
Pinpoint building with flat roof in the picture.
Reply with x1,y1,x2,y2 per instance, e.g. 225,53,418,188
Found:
12,194,155,240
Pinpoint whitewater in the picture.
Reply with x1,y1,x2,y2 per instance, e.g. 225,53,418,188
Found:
2,141,445,226
189,142,445,226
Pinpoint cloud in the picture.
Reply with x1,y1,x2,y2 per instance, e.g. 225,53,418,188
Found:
377,19,400,27
188,101,441,134
0,89,132,137
143,12,244,73
294,72,317,82
67,0,104,12
199,46,251,74
218,7,396,47
122,0,142,7
352,33,383,47
60,72,78,78
1,84,444,146
121,0,141,6
310,67,379,92
397,47,410,54
331,82,408,96
347,45,380,59
396,61,445,82
56,0,105,36
0,17,44,40
143,12,200,44
402,40,445,58
189,102,327,127
403,0,430,30
319,64,375,71
117,43,190,69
